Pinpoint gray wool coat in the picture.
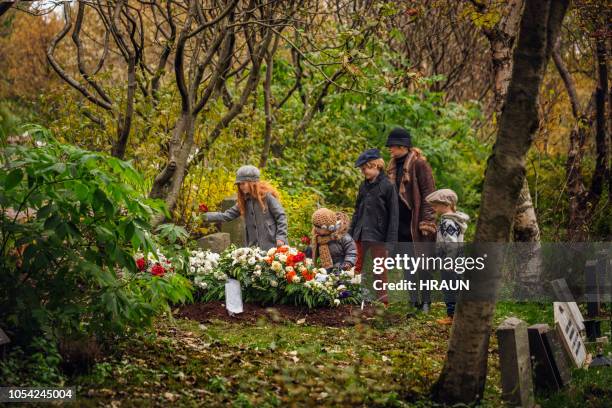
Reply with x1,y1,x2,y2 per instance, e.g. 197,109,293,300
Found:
205,193,288,251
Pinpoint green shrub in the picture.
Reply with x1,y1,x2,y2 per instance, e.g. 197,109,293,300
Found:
0,336,65,386
0,126,192,346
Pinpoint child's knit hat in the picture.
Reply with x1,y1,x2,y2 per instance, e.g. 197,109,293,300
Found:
425,189,458,207
312,208,339,231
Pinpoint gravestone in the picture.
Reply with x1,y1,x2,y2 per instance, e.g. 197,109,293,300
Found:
197,232,230,253
528,324,571,391
225,278,244,315
219,195,246,246
554,302,587,367
528,324,561,391
543,328,572,386
550,278,585,331
585,259,601,317
496,317,534,407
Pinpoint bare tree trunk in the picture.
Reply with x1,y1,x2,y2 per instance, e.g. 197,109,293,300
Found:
483,0,525,117
481,0,543,293
149,112,195,225
111,56,137,159
260,35,279,168
592,33,609,212
553,32,608,241
432,0,569,403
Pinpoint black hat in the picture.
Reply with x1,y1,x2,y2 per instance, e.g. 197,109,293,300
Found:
385,127,412,148
355,148,382,167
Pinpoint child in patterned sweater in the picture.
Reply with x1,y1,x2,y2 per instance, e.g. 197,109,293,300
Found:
425,189,470,325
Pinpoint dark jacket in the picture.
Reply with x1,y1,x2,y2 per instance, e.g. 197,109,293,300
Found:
305,233,358,269
387,149,436,242
205,192,288,250
348,172,399,243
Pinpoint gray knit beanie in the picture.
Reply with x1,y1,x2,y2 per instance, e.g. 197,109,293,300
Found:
235,165,260,184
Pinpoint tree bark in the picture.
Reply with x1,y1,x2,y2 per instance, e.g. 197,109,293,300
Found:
483,0,525,117
259,35,279,168
553,32,608,241
481,0,543,295
432,0,569,403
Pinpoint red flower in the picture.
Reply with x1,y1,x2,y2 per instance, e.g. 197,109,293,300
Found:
285,270,296,282
151,263,166,276
136,258,146,271
300,236,311,245
293,252,305,263
301,269,314,281
198,202,209,213
277,246,288,253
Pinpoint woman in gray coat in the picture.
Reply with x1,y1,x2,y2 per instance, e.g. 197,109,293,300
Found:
204,166,288,251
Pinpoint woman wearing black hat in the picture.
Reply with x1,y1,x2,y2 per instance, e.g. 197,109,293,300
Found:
385,127,436,312
348,149,399,305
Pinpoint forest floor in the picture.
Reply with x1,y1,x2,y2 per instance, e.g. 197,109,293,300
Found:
64,302,611,407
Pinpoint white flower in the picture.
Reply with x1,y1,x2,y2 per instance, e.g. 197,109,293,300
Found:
190,266,195,273
318,268,327,274
350,274,362,285
305,258,313,266
255,264,262,271
334,299,340,306
277,254,287,263
293,277,301,283
198,281,208,289
253,270,262,277
285,266,294,273
267,247,277,256
270,280,278,287
289,248,298,256
315,274,328,283
337,284,346,291
248,257,256,265
271,261,282,272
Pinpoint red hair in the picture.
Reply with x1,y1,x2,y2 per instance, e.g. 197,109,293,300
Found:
236,181,281,215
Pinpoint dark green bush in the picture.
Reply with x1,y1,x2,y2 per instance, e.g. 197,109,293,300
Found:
0,126,192,347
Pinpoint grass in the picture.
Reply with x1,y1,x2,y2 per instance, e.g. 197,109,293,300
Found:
49,302,612,407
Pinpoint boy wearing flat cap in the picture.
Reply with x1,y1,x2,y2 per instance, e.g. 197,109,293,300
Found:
349,149,398,305
425,188,470,324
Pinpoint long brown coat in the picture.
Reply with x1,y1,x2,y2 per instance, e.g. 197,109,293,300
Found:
387,148,436,242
